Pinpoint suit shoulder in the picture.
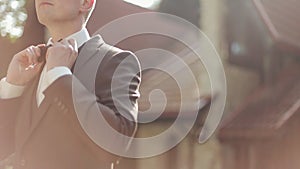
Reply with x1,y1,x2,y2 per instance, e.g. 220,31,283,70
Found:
98,43,139,65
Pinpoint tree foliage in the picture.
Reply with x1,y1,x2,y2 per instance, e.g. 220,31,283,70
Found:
0,0,27,40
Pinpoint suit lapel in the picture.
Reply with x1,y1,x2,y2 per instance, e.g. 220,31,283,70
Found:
73,35,108,91
73,35,104,74
29,92,52,134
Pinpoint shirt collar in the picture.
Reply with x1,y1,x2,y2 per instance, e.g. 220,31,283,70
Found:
47,27,90,48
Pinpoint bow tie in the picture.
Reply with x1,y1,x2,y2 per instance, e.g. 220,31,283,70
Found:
38,39,62,63
38,45,49,63
37,39,83,63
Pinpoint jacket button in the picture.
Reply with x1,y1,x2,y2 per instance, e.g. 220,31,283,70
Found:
20,159,26,166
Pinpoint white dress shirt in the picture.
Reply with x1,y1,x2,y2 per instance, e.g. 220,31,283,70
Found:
0,28,90,107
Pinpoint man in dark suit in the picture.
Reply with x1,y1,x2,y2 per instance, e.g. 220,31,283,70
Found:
0,0,141,168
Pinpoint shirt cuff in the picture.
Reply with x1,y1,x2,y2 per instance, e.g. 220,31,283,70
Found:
45,66,72,87
0,77,26,99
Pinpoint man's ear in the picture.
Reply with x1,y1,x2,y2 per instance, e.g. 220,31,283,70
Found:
80,0,94,12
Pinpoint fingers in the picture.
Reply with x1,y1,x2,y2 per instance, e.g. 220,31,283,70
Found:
19,44,45,71
68,39,78,53
67,39,78,59
24,62,43,72
55,38,78,58
34,45,42,55
52,38,77,52
25,46,40,65
44,39,78,71
61,38,77,52
31,62,43,72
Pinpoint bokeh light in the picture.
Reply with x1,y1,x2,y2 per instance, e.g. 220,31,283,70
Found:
0,0,27,39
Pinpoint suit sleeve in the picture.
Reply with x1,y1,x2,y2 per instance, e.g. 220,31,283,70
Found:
43,51,141,155
0,97,20,160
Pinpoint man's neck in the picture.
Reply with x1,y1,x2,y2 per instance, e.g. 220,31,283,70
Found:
47,21,84,42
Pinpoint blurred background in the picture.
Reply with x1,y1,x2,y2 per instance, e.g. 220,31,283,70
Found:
0,0,299,169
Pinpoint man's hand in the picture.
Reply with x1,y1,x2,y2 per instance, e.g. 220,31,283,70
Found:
6,45,44,86
46,39,78,71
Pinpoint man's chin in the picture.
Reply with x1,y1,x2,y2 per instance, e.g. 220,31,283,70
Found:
36,15,52,27
37,18,47,26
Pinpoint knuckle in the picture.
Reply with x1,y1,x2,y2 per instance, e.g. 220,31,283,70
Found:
25,49,32,56
29,46,35,52
62,45,69,51
67,46,73,53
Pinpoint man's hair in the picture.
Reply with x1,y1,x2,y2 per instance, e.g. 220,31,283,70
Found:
84,0,96,24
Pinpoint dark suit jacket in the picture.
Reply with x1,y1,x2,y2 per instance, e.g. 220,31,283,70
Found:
0,35,141,169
